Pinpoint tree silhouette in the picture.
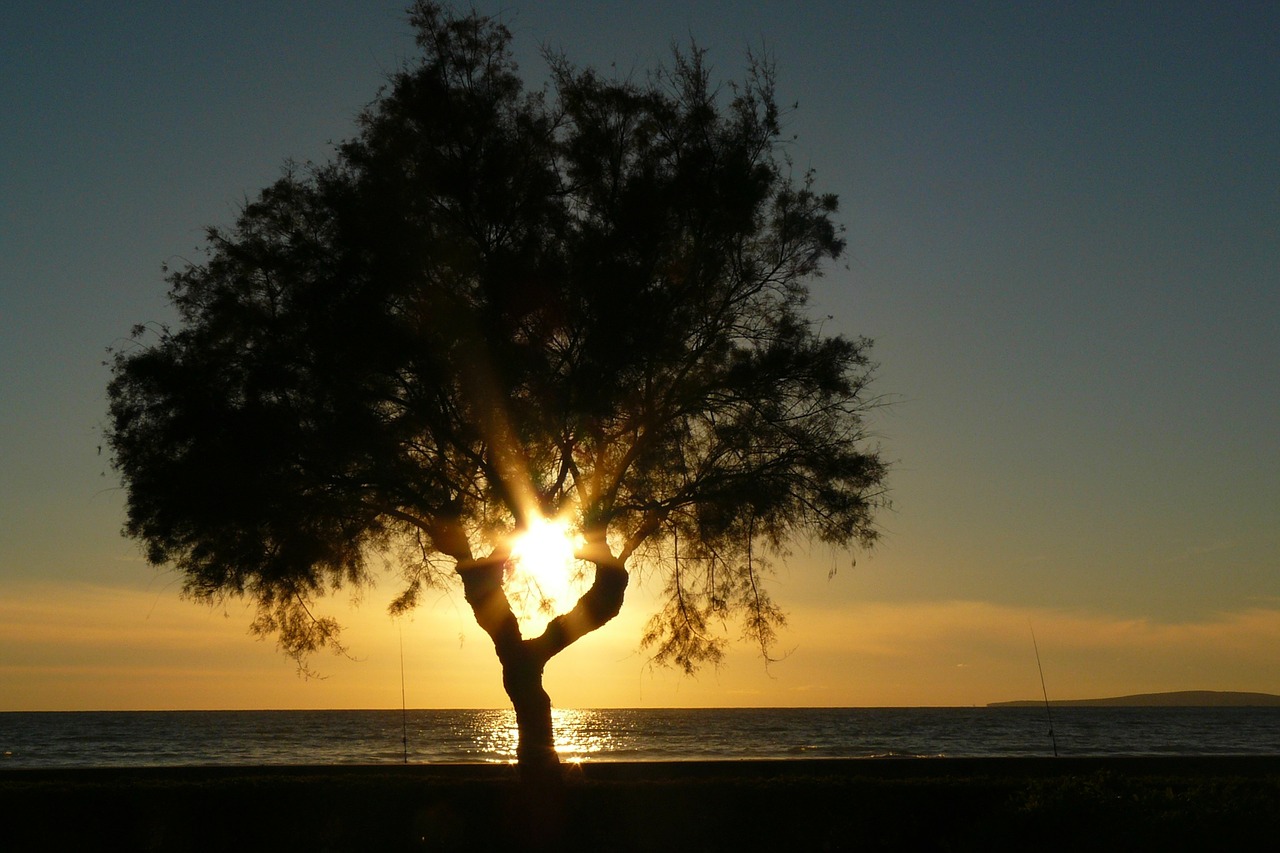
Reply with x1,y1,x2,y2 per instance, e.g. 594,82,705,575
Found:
107,2,887,775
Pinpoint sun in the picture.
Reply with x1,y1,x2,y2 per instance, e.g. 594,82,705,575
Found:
504,515,590,633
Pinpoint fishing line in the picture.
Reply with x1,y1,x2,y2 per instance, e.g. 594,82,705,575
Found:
399,620,409,764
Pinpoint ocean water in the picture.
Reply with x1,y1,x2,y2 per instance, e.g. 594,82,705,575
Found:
2,706,1279,768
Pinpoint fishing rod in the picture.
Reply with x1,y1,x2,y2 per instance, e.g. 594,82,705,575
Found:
1030,624,1058,757
399,621,409,764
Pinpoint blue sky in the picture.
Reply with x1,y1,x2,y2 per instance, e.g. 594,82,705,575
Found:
2,1,1276,709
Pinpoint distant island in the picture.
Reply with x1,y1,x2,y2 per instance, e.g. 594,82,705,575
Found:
989,690,1280,708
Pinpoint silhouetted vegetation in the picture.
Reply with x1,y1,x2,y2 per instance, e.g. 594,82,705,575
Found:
107,2,886,774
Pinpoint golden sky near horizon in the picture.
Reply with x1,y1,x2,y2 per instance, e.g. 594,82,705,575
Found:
4,568,1278,710
2,2,1277,711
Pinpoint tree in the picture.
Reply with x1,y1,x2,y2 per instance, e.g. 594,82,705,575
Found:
107,2,887,775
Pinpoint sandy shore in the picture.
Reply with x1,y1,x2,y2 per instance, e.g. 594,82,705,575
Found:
3,757,1278,851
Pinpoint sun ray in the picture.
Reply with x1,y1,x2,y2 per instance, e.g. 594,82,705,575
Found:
504,515,590,634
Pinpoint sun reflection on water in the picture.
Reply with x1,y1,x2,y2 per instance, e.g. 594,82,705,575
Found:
551,708,621,761
466,708,621,763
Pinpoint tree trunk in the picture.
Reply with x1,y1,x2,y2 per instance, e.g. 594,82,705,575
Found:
503,657,567,846
502,651,559,777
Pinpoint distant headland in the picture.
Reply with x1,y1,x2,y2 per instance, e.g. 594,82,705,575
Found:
988,690,1280,708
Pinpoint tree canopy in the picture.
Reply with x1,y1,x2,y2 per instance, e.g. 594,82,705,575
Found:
107,2,887,771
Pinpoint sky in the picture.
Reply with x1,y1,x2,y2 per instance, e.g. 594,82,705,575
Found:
2,1,1277,711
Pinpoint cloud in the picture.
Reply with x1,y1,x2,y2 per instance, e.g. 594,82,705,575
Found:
4,579,1278,710
0,579,508,710
768,598,1280,705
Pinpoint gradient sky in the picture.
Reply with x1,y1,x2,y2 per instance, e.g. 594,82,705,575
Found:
3,1,1277,711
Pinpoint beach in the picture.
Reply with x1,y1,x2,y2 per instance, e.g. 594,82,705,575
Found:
3,757,1278,851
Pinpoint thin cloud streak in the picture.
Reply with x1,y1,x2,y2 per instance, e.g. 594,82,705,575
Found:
776,599,1280,705
5,582,1277,711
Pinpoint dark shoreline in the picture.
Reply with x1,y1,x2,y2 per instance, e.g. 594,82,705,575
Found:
4,757,1279,851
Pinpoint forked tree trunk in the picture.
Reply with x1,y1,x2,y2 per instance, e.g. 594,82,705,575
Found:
457,547,629,778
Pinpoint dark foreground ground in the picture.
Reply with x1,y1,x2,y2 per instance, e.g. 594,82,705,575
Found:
3,757,1278,852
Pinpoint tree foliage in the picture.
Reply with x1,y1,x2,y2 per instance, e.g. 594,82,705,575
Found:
108,2,887,763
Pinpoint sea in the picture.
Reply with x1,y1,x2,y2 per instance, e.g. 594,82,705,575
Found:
3,706,1279,768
